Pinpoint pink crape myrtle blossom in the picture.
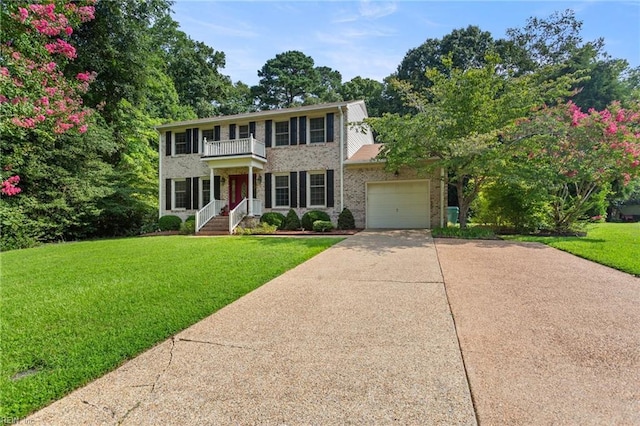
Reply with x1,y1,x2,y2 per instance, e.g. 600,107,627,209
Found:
1,0,97,193
1,175,22,196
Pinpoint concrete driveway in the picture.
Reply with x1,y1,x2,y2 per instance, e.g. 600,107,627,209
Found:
27,230,476,425
25,231,639,425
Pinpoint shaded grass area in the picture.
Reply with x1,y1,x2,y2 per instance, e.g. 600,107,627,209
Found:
0,236,343,419
503,223,640,276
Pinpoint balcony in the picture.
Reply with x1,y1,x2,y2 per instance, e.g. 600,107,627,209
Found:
202,136,265,159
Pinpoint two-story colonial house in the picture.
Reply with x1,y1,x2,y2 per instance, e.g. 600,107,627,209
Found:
157,100,446,234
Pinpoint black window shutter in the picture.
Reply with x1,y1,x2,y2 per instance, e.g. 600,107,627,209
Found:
264,173,272,208
289,171,297,207
229,124,236,140
290,117,297,145
249,121,256,138
326,170,335,207
265,120,272,147
185,128,192,154
299,171,307,208
326,113,334,142
165,131,172,156
185,177,192,209
165,179,171,210
214,125,221,141
214,176,221,200
192,128,199,154
299,116,307,144
192,177,199,209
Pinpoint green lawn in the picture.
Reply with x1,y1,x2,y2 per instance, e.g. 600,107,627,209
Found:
0,236,343,419
504,222,640,276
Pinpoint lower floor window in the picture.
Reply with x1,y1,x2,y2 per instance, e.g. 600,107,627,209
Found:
174,180,187,209
309,172,326,206
202,179,210,206
274,175,289,207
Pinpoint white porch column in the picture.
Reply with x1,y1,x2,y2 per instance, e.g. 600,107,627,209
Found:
214,167,217,202
248,165,254,216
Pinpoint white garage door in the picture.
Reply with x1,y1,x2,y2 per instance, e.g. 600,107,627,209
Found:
366,181,430,228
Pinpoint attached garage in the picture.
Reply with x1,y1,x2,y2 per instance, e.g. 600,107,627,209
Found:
366,180,430,228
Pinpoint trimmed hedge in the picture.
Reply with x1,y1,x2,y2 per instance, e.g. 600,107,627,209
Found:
158,215,182,231
284,209,301,230
313,220,334,232
301,210,331,231
180,220,196,235
337,208,355,230
260,212,286,229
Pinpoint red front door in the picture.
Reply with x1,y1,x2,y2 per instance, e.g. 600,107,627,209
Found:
228,174,249,210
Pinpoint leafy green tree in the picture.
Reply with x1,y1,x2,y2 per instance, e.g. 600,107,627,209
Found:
252,51,343,109
253,50,318,108
340,76,385,117
506,101,640,232
368,54,570,227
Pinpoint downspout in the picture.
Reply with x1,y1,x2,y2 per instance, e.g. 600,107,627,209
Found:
338,106,345,211
440,167,445,227
158,132,162,218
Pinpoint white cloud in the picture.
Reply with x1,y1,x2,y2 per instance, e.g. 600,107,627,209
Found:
358,0,398,20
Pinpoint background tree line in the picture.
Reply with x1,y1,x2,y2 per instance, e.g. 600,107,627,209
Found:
1,1,638,250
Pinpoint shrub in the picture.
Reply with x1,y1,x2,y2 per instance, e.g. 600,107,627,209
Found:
179,220,196,235
260,212,286,229
158,215,182,231
313,220,334,232
301,210,330,231
236,222,277,235
284,209,301,230
337,208,355,230
185,215,196,223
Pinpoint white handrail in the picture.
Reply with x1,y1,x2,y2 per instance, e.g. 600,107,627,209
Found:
229,198,248,234
251,199,263,216
196,199,225,232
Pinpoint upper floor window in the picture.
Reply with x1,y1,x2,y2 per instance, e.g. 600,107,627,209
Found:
274,174,290,207
202,129,214,142
275,121,289,146
239,124,250,139
174,132,188,154
309,117,325,143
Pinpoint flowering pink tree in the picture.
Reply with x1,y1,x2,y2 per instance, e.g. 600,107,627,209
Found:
512,101,640,231
0,0,96,195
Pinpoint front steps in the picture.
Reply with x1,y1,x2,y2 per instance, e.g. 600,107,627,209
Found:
197,216,230,236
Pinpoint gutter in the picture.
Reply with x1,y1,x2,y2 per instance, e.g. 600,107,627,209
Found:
158,133,163,218
440,167,445,227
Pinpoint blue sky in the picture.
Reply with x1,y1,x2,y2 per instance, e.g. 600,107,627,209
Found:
171,1,640,86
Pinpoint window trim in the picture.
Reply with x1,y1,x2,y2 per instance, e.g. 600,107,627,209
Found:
308,116,326,144
273,173,290,208
173,132,188,155
274,120,290,147
307,171,326,207
173,178,187,210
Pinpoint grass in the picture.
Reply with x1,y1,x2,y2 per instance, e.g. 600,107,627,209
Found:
0,236,343,419
503,222,640,276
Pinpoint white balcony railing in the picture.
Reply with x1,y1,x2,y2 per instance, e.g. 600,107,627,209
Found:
202,135,265,158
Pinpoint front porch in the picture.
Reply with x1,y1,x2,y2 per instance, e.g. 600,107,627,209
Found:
196,138,267,234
